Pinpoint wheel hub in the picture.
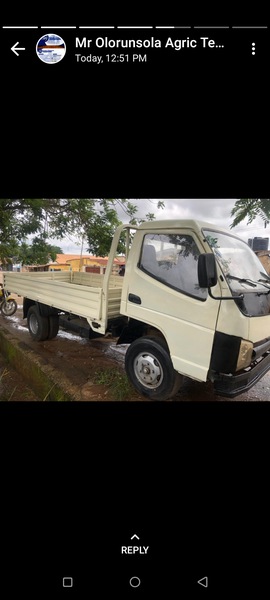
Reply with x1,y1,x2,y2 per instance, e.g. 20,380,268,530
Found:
2,301,15,315
29,313,39,334
134,352,164,389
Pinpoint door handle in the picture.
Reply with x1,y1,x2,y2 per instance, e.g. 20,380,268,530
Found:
128,293,141,305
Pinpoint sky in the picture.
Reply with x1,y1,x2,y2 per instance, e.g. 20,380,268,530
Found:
48,199,270,255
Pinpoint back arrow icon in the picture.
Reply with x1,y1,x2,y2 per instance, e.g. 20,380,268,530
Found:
198,577,208,588
11,42,26,56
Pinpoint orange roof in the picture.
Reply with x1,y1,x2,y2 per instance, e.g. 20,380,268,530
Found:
57,254,126,264
95,258,116,265
56,254,92,264
86,257,126,265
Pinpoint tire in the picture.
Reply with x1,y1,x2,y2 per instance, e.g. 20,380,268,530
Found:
47,315,59,339
125,336,183,400
27,306,49,342
1,299,17,316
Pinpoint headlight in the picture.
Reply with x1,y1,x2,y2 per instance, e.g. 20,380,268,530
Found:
236,340,253,371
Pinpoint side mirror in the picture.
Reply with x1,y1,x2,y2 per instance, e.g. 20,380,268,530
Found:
198,253,217,288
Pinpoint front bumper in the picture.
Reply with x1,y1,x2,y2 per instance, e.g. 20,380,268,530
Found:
214,350,270,398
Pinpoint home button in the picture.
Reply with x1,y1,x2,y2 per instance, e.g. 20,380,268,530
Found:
129,576,141,588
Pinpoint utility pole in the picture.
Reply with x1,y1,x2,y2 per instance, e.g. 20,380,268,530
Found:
79,235,84,272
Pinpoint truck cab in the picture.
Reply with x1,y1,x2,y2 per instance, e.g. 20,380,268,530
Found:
118,220,270,399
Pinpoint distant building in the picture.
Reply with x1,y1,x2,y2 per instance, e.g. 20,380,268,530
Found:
254,250,270,275
22,254,126,275
248,237,269,251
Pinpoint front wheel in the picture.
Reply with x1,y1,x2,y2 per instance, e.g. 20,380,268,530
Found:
1,299,17,316
125,336,183,400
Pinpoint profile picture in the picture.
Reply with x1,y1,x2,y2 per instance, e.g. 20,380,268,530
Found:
36,33,66,64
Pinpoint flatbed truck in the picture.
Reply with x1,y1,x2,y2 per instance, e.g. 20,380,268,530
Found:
4,220,270,400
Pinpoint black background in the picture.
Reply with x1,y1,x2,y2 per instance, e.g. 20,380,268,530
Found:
0,6,269,198
0,4,269,596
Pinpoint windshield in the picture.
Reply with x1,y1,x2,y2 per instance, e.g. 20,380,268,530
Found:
203,229,270,293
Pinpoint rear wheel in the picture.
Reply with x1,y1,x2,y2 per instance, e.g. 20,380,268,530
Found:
125,336,183,400
27,306,49,342
1,299,17,316
47,315,59,339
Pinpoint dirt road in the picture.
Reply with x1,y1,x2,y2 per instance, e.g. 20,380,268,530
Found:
1,302,270,401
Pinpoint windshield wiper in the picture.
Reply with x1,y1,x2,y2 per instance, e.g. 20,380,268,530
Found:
227,275,270,294
258,279,270,285
227,275,257,287
259,272,270,282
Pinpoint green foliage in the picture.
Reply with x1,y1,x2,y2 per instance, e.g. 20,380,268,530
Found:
51,246,63,255
0,198,165,264
230,199,270,228
0,199,45,266
92,367,136,400
157,201,165,209
17,235,63,265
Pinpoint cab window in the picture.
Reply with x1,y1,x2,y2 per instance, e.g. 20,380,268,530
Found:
139,233,207,300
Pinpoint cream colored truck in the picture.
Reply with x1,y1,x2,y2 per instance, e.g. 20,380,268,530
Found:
4,220,270,400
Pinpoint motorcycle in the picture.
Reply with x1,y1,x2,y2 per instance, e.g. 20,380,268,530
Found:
0,283,17,316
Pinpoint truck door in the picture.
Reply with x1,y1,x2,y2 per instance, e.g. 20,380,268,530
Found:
123,229,221,382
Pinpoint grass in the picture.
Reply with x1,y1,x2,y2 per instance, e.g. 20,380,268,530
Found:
0,351,66,401
0,367,9,380
92,368,136,401
42,383,65,401
0,368,16,401
43,383,56,401
8,386,17,401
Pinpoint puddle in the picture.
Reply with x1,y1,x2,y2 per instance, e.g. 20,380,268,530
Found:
57,330,88,344
102,342,129,364
3,316,28,331
11,325,28,332
5,316,22,323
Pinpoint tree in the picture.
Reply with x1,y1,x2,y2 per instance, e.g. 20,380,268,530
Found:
0,199,165,265
50,245,63,256
0,199,46,266
40,198,164,256
17,236,63,265
230,199,270,228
